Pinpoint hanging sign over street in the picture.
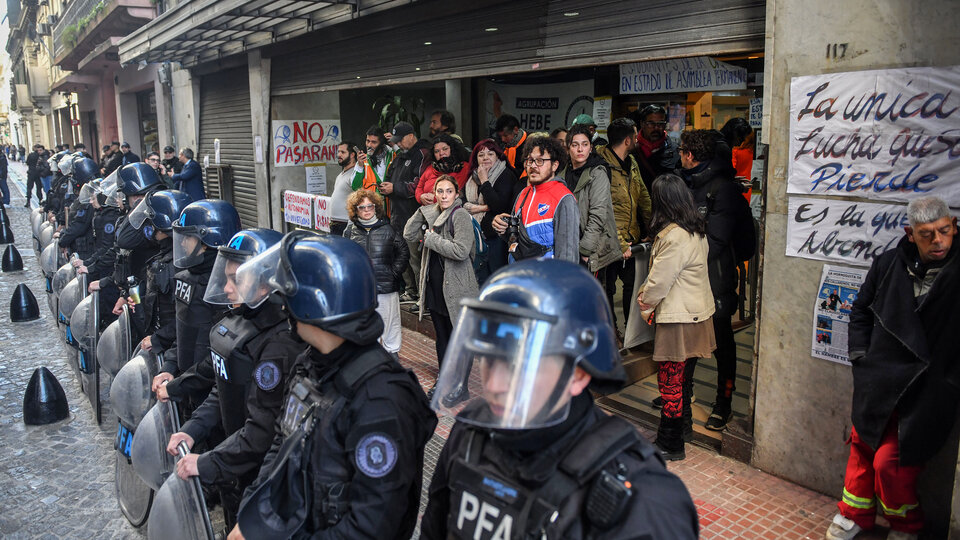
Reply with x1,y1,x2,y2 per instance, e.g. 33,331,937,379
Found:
619,57,747,95
273,119,341,167
787,65,960,206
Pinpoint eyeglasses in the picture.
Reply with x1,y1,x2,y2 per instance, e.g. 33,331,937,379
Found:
644,121,668,128
523,157,553,167
147,158,159,163
357,204,375,210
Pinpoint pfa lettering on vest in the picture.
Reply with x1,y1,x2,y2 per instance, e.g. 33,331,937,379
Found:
211,350,229,381
175,279,193,303
456,490,513,540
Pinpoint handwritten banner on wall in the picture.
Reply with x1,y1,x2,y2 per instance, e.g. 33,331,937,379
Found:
786,197,960,266
619,57,747,95
273,119,341,167
787,65,960,206
282,190,314,227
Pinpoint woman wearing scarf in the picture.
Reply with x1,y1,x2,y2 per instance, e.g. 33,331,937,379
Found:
415,133,471,204
404,175,479,406
460,139,519,282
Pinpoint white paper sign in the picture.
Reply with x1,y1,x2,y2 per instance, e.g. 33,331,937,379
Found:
254,135,264,164
619,57,747,95
749,98,763,128
592,96,612,136
483,79,594,134
305,163,327,195
787,197,910,267
787,65,960,206
811,265,868,365
314,196,332,233
283,190,314,227
203,155,210,169
214,138,221,164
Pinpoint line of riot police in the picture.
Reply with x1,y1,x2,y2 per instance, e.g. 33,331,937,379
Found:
30,150,698,539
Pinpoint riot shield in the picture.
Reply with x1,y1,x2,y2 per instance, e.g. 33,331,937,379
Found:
52,261,76,330
115,446,154,527
147,443,215,540
38,221,54,251
131,399,181,491
72,290,102,423
60,276,83,345
110,345,156,430
98,305,133,377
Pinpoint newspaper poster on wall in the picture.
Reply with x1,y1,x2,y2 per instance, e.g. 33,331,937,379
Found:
811,264,868,365
787,65,960,206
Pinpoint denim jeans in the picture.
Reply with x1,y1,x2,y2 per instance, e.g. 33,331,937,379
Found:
41,175,53,194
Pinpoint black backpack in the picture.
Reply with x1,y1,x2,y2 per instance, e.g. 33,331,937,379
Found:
705,177,756,262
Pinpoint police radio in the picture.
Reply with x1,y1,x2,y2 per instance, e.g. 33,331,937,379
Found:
585,469,633,530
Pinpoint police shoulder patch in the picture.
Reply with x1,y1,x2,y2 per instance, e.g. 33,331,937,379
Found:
143,225,154,239
77,209,86,217
104,223,115,234
254,361,280,391
355,432,398,478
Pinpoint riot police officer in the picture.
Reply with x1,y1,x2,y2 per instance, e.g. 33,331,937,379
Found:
230,232,437,540
164,228,306,534
55,158,99,260
420,259,699,540
44,152,75,227
126,189,194,353
152,199,241,413
75,176,123,284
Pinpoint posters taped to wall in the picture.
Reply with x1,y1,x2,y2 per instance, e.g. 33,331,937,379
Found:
787,65,960,206
811,265,868,365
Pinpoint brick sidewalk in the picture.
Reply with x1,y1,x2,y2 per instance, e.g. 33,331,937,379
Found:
397,329,845,540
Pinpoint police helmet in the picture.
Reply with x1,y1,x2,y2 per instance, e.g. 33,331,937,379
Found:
78,179,102,205
98,171,123,208
58,154,78,176
234,231,381,342
72,158,99,186
204,228,283,306
432,259,625,429
118,163,164,196
128,190,194,234
172,200,241,268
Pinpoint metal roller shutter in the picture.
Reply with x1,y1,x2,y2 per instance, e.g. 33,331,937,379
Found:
268,0,764,95
198,67,258,227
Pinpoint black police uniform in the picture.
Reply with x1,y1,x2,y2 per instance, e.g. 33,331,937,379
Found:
240,340,437,539
161,250,224,410
43,173,65,216
99,216,160,332
57,201,96,259
139,237,177,350
421,393,700,540
179,302,305,529
83,206,122,281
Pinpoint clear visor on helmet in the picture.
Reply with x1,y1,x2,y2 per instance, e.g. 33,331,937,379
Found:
173,229,206,269
78,181,101,204
203,249,249,305
128,197,156,230
233,243,283,308
58,157,74,176
432,304,583,430
101,172,123,208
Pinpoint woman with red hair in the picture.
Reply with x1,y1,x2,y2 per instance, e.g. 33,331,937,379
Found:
460,139,520,280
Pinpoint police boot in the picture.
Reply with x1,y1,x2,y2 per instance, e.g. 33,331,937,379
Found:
654,415,685,461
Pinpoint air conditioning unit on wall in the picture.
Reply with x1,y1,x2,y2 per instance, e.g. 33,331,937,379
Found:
36,23,51,36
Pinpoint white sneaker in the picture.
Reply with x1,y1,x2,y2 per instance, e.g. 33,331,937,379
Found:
886,531,918,540
826,513,863,540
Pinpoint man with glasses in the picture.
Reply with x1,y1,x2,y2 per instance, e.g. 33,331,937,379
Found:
492,136,579,263
146,152,166,177
632,104,680,190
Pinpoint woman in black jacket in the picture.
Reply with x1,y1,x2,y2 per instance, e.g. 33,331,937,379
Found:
460,139,520,281
343,189,409,359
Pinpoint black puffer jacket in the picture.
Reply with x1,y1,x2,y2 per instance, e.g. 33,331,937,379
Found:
343,218,410,294
679,159,741,317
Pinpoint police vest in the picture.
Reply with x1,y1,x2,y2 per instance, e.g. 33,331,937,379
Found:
447,415,648,539
144,249,175,333
174,269,213,373
238,347,400,539
208,306,289,436
511,180,574,261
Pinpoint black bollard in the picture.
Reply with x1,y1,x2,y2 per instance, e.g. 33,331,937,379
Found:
0,203,8,224
10,283,40,322
23,366,69,425
0,222,13,244
2,244,23,272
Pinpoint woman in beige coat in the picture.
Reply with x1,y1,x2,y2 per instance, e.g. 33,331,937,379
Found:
404,174,479,406
637,173,716,461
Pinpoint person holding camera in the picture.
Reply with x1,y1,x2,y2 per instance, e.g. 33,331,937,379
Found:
637,174,716,461
404,175,479,404
492,136,580,263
